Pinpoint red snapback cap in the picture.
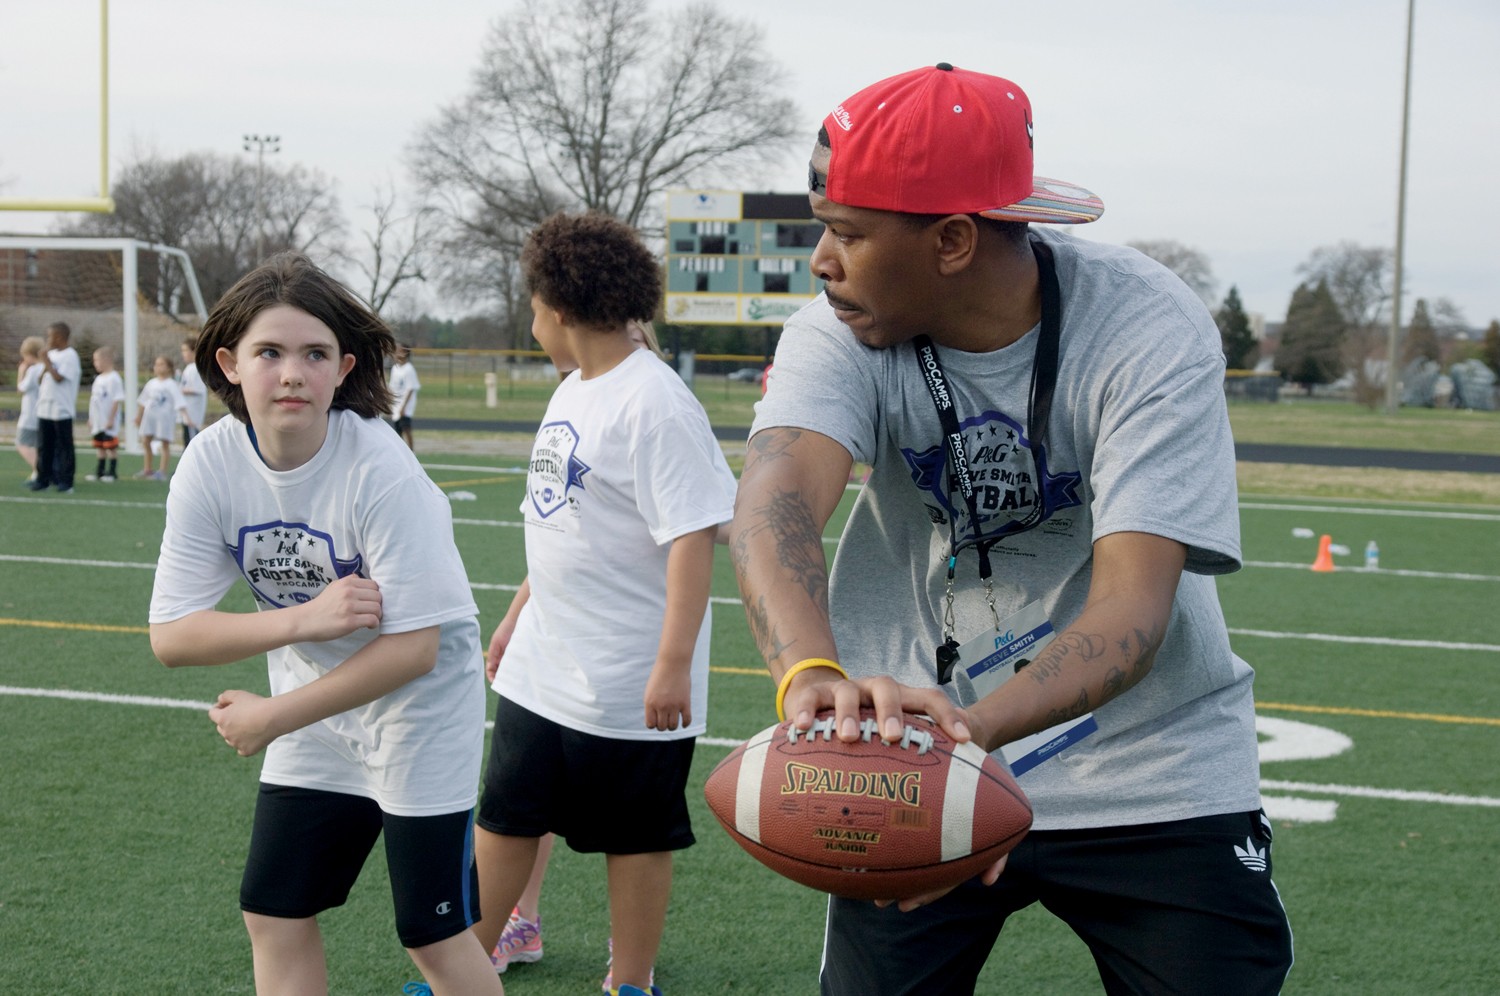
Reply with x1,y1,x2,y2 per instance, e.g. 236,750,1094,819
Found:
811,63,1103,224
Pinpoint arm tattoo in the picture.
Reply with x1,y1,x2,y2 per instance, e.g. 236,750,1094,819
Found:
1026,623,1164,718
762,489,830,613
733,431,832,667
742,594,794,668
1044,688,1093,726
745,427,803,464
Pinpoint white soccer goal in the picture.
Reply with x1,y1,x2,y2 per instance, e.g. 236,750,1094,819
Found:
0,236,208,454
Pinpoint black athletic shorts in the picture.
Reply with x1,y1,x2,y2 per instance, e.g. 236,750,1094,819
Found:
821,809,1294,996
477,695,696,854
239,784,481,949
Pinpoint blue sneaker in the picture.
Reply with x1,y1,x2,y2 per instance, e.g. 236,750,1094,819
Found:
401,983,432,995
613,986,663,996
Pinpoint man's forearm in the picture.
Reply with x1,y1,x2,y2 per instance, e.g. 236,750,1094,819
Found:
729,428,851,679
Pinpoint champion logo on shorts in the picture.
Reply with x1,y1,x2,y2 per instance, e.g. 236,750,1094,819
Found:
1233,836,1268,872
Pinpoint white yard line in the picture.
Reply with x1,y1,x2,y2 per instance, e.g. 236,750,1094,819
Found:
3,685,1496,809
1240,501,1500,522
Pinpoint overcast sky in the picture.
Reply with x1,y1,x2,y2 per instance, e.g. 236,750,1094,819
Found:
3,0,1496,327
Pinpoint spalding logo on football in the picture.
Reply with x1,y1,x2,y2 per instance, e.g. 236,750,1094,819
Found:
704,709,1031,900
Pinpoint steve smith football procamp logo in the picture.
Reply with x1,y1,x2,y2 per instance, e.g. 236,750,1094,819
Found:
233,522,363,608
902,408,1083,545
529,420,591,519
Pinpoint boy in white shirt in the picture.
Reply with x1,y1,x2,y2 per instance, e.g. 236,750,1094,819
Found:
472,213,736,996
387,344,420,450
148,252,505,996
86,346,125,482
28,321,81,493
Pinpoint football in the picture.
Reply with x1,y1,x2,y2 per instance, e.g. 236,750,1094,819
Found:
704,709,1031,900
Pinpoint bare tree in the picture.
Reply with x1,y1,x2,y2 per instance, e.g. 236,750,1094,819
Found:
410,0,801,314
1126,239,1217,303
63,150,346,307
346,184,436,317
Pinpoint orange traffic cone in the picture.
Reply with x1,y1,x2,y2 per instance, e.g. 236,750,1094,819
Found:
1310,534,1335,572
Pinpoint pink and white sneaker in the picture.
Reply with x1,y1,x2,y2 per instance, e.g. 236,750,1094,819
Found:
490,907,542,973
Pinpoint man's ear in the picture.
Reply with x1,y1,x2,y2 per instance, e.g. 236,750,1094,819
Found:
215,346,241,384
934,215,980,276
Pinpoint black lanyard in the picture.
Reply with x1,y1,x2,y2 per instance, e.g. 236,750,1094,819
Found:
914,237,1062,683
912,236,1062,580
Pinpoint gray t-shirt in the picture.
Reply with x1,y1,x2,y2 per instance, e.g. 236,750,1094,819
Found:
752,229,1261,830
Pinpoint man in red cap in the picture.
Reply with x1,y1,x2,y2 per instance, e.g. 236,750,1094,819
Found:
729,64,1293,994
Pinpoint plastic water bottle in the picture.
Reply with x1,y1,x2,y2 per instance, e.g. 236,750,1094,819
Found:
1365,541,1380,570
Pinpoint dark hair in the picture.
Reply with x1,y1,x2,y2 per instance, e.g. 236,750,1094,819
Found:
46,321,71,341
198,252,395,423
521,212,661,327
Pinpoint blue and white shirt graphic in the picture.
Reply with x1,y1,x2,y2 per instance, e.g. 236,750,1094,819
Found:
528,420,591,519
901,407,1083,547
234,521,364,607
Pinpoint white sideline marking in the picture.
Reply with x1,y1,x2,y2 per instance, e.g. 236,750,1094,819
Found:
1230,628,1500,654
0,685,211,710
1260,779,1500,808
1,495,164,510
1240,501,1500,523
4,554,1497,652
4,686,1497,811
1242,560,1500,582
0,553,156,570
1262,796,1339,823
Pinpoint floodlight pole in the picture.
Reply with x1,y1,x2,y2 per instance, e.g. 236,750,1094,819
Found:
1386,0,1415,414
242,134,281,264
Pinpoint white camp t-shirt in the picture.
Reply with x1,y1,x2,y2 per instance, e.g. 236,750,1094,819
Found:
389,361,420,419
89,370,124,436
495,348,737,740
36,347,80,421
178,363,208,427
137,376,188,437
149,409,486,816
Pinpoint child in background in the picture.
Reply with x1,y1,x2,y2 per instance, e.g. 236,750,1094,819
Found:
86,346,125,482
14,336,44,481
472,213,735,996
387,344,420,450
179,335,208,446
134,355,193,480
146,252,504,996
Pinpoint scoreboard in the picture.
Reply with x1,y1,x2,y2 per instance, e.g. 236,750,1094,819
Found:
663,190,823,326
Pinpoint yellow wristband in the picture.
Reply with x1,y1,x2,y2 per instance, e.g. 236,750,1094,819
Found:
775,658,849,722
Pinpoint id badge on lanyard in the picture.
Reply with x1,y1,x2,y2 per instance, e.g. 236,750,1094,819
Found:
917,237,1063,686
